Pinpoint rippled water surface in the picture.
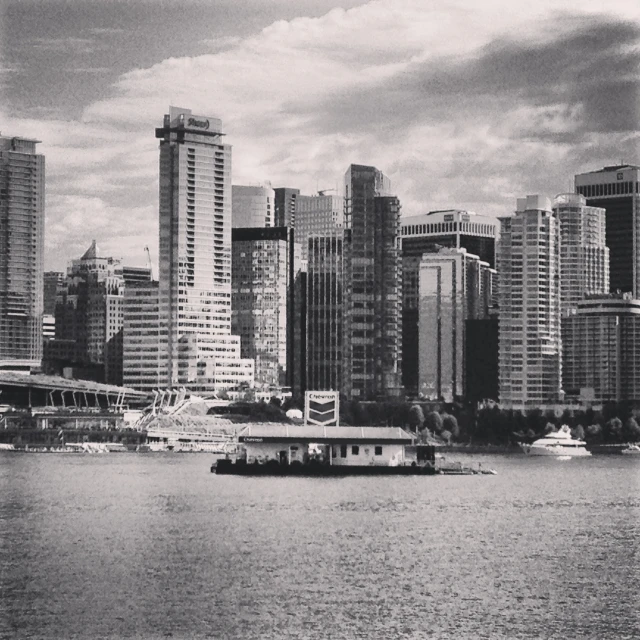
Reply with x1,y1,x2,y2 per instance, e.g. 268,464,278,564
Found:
1,452,639,639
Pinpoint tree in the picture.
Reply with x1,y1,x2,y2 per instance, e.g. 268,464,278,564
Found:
441,429,453,444
544,422,557,434
425,411,443,434
571,424,585,441
585,423,603,444
442,413,460,440
624,417,640,442
605,417,623,442
408,405,425,432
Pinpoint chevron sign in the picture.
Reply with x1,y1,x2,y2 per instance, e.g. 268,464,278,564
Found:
304,391,340,426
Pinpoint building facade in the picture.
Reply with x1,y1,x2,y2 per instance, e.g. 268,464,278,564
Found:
418,248,495,402
156,106,253,392
231,227,303,392
306,230,349,393
0,135,45,372
343,165,402,399
498,195,561,410
401,209,497,394
294,193,344,260
274,187,300,227
122,281,161,392
563,295,640,403
46,241,125,384
554,193,609,315
574,164,640,296
232,185,275,228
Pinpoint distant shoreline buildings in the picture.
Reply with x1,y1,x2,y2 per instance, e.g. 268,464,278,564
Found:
2,111,640,409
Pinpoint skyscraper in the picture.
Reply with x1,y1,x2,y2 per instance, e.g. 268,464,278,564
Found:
498,195,561,410
232,185,275,228
563,294,640,404
306,229,349,392
401,210,497,394
554,193,609,315
0,134,44,372
46,241,125,384
273,187,300,227
294,193,344,261
343,164,402,399
575,164,640,296
231,227,303,392
418,248,495,402
155,107,253,392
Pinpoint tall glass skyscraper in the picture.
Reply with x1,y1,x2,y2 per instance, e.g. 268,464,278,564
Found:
575,164,640,296
343,164,402,400
0,135,45,372
155,107,253,392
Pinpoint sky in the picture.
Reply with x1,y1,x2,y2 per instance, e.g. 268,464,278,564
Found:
1,0,638,272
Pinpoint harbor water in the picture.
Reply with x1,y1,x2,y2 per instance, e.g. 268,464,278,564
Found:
1,452,639,639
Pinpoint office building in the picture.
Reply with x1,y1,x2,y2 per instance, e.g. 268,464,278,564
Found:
155,107,253,392
231,227,303,392
306,229,349,393
47,241,125,384
232,185,274,228
563,294,640,403
294,193,344,260
343,164,402,399
122,266,152,284
0,134,45,372
122,281,161,392
498,195,561,410
274,188,300,227
554,193,609,314
575,164,640,295
418,248,495,402
401,210,498,394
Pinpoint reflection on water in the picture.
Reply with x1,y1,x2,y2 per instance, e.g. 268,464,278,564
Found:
1,453,639,639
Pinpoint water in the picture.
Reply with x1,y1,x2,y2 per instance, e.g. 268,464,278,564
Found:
1,452,639,639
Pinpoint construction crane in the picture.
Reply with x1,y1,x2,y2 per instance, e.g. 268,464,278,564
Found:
144,246,154,281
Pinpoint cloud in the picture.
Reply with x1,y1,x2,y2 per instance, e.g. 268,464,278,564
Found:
30,37,102,54
2,0,639,270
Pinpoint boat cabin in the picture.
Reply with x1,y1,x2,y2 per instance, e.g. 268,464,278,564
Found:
238,425,422,467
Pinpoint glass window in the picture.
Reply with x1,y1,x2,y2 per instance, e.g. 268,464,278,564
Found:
340,445,347,458
351,445,359,456
375,446,383,456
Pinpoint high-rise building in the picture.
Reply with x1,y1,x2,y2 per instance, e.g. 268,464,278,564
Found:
122,266,152,284
155,107,253,392
563,294,640,403
294,193,344,260
274,188,300,227
43,271,64,347
554,193,609,315
343,164,402,399
306,229,349,393
418,248,495,402
498,195,561,410
47,241,125,384
232,185,275,228
401,210,497,394
0,135,45,372
123,281,160,392
575,164,640,296
231,227,303,392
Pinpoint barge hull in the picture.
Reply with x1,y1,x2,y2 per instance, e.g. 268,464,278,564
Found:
214,460,438,476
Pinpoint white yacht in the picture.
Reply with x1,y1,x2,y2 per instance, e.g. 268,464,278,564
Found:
621,443,640,455
520,425,591,457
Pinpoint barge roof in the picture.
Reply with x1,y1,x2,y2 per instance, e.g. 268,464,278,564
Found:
239,425,415,444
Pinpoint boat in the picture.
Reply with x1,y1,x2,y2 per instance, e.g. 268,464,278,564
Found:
621,443,640,455
519,425,591,457
211,425,496,476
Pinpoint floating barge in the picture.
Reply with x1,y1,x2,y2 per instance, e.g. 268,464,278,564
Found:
211,425,494,476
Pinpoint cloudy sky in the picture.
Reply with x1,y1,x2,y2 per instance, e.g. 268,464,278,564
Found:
1,0,638,271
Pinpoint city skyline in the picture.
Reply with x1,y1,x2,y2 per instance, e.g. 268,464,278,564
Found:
1,0,638,271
